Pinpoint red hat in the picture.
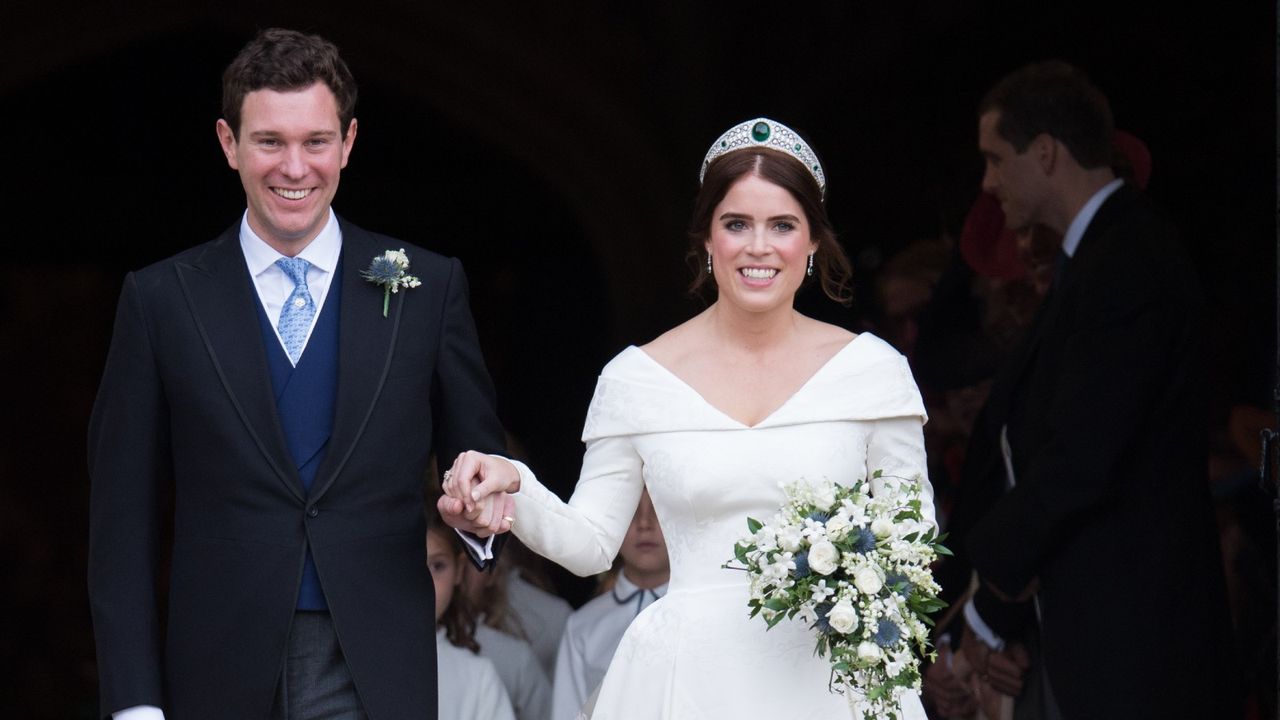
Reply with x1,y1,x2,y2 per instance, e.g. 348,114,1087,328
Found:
959,192,1025,280
1112,129,1152,190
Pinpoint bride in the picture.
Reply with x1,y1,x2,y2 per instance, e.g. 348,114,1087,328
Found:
442,118,932,719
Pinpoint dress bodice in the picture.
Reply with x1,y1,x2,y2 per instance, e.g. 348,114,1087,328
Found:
510,332,931,719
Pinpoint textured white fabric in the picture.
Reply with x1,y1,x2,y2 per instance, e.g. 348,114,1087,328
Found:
436,631,516,720
512,333,932,719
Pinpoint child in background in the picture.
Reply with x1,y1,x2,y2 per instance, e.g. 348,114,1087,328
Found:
428,517,516,720
551,488,670,719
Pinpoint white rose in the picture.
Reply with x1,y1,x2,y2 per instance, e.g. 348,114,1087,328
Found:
826,600,859,634
857,641,883,664
777,526,803,552
871,517,896,538
854,565,884,595
812,481,837,511
808,539,839,575
824,514,851,540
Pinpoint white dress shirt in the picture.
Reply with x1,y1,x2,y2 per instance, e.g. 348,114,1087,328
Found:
505,572,574,679
551,572,667,720
476,623,552,720
239,209,342,366
437,630,517,720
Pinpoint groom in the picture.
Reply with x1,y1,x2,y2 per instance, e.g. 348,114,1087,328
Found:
88,28,523,720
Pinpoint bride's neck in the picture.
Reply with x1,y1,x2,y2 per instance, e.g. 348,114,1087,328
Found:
705,301,802,355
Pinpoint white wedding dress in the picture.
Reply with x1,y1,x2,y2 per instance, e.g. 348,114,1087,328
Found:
511,333,932,720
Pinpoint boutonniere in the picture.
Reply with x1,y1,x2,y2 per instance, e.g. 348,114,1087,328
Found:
362,248,422,317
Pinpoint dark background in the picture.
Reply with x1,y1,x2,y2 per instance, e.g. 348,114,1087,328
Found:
0,2,1274,717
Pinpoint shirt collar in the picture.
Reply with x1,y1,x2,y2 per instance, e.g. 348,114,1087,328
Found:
1061,178,1124,258
239,209,342,276
613,570,668,600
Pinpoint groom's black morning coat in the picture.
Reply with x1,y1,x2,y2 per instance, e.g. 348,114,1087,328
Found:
88,218,506,719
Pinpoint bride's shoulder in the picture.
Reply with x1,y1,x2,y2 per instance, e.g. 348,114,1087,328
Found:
795,315,862,357
636,314,706,369
795,318,908,375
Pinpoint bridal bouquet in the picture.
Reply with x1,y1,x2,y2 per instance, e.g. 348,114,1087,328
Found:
730,472,948,720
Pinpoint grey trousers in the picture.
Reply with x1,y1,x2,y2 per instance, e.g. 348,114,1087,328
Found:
270,611,368,720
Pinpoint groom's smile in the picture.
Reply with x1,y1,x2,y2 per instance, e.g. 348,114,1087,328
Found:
216,81,357,256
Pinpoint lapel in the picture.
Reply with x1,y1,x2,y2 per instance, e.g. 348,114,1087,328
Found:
309,218,406,500
175,224,304,501
997,185,1138,413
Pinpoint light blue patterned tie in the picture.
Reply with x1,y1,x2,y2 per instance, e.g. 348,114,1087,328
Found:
275,257,316,364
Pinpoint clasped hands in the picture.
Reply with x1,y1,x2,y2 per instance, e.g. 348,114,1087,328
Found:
436,450,521,538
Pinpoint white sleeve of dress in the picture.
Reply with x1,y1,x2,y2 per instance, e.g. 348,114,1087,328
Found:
865,415,937,532
511,434,644,577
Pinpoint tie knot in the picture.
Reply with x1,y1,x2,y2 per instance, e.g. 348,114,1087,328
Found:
276,257,312,288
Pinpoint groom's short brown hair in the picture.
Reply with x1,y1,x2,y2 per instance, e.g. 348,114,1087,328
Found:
221,28,358,140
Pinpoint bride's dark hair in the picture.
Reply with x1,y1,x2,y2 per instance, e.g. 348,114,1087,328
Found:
687,147,853,306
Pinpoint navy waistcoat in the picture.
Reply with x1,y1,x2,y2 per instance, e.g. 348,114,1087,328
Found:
254,259,341,610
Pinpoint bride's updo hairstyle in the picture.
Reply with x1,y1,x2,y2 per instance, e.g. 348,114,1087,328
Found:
688,146,853,305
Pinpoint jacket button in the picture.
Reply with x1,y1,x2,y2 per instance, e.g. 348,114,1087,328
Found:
307,507,319,518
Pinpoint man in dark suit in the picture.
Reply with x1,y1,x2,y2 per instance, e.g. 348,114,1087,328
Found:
956,61,1237,719
88,28,520,720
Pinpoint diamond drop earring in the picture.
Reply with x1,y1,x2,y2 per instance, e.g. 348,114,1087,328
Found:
707,252,713,275
806,253,815,277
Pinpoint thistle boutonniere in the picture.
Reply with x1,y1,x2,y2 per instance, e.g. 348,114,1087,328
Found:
362,248,421,317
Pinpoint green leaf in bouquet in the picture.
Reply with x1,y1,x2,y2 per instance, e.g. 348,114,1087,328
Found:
763,597,790,612
933,543,954,557
747,517,763,534
872,469,884,478
734,543,752,564
903,532,918,543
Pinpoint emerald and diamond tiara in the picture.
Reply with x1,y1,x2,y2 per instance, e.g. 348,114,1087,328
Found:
699,118,826,192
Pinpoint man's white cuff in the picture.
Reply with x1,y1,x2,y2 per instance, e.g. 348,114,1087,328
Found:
452,455,534,562
113,707,165,720
963,598,1006,651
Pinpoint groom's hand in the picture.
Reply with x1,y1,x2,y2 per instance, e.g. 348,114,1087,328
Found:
439,451,520,536
437,491,515,538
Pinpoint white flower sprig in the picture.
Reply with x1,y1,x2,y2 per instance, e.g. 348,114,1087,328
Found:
728,472,949,720
361,248,421,317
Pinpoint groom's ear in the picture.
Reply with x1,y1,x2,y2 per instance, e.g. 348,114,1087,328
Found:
215,119,239,170
340,118,357,169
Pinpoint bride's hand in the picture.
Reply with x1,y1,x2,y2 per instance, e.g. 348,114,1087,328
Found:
439,451,520,536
